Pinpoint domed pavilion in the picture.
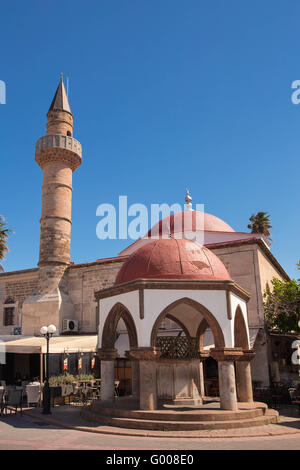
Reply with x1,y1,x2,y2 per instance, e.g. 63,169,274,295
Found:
96,237,255,412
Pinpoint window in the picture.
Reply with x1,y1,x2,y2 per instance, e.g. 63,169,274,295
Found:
4,298,15,326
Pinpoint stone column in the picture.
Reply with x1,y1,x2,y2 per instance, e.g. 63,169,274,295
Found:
199,351,209,398
211,348,243,411
131,360,140,399
98,349,118,402
236,350,256,403
128,347,161,410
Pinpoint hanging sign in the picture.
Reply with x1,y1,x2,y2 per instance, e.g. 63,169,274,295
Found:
91,357,96,369
78,357,82,370
63,357,69,371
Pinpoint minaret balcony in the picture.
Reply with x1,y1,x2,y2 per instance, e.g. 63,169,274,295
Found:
36,134,82,156
35,134,82,170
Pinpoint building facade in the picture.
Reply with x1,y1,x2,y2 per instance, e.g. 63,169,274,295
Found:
0,80,292,390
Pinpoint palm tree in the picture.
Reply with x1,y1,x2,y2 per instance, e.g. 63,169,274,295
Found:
0,216,12,271
248,212,272,241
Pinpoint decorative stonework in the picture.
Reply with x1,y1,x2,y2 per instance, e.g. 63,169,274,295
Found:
127,347,162,361
156,336,199,360
35,135,81,172
36,134,82,157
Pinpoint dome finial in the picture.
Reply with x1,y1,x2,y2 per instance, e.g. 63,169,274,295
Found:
185,188,193,211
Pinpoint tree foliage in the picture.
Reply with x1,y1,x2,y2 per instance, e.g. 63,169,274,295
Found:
0,216,12,271
248,212,272,241
264,268,300,333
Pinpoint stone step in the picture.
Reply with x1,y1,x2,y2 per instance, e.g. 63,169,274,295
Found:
90,402,265,422
81,409,278,431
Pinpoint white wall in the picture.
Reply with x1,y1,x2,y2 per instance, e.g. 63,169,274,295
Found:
98,288,247,350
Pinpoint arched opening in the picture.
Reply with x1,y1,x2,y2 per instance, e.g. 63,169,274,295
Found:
234,306,249,349
196,319,218,396
101,302,138,396
150,297,225,402
4,298,15,326
151,297,225,348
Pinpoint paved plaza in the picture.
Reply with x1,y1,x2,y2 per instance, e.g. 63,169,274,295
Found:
0,406,300,450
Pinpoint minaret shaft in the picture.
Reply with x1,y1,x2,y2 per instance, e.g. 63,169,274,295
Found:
22,78,81,335
35,78,82,293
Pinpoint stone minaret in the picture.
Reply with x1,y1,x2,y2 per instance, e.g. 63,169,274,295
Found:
22,78,81,335
35,77,82,293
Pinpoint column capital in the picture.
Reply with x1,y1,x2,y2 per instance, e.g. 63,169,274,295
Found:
210,347,243,362
198,351,210,361
97,348,118,360
237,349,256,362
126,347,161,361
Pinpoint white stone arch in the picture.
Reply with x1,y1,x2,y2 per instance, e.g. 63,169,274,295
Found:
149,296,226,349
141,289,234,347
98,291,140,349
230,293,250,349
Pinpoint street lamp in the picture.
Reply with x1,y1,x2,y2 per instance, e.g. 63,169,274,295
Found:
40,324,57,414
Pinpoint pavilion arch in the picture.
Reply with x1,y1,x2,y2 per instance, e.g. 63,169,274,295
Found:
150,297,225,348
101,302,138,350
234,305,249,349
196,318,210,351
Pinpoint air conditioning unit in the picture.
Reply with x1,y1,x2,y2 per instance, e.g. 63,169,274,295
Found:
62,319,79,333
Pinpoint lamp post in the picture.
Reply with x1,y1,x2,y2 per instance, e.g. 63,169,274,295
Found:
40,324,57,415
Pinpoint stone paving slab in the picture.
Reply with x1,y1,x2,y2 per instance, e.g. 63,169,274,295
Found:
23,405,300,439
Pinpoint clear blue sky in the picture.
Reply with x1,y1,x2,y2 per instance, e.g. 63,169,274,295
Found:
0,0,299,278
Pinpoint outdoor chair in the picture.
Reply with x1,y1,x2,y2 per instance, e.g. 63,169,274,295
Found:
81,386,94,406
3,389,23,415
61,384,74,405
288,388,300,415
95,384,101,399
26,384,41,407
72,385,84,405
21,381,29,396
114,380,120,397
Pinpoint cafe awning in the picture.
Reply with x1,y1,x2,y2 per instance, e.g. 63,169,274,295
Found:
0,335,98,354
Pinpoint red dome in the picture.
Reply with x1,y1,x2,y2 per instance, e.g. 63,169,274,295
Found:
115,238,231,285
147,211,234,238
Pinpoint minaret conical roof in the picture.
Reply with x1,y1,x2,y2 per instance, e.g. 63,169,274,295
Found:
48,77,71,113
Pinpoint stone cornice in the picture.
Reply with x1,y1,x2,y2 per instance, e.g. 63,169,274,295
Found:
0,268,39,279
97,348,118,360
237,349,256,362
95,278,250,302
68,256,127,271
210,347,243,362
207,238,289,281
